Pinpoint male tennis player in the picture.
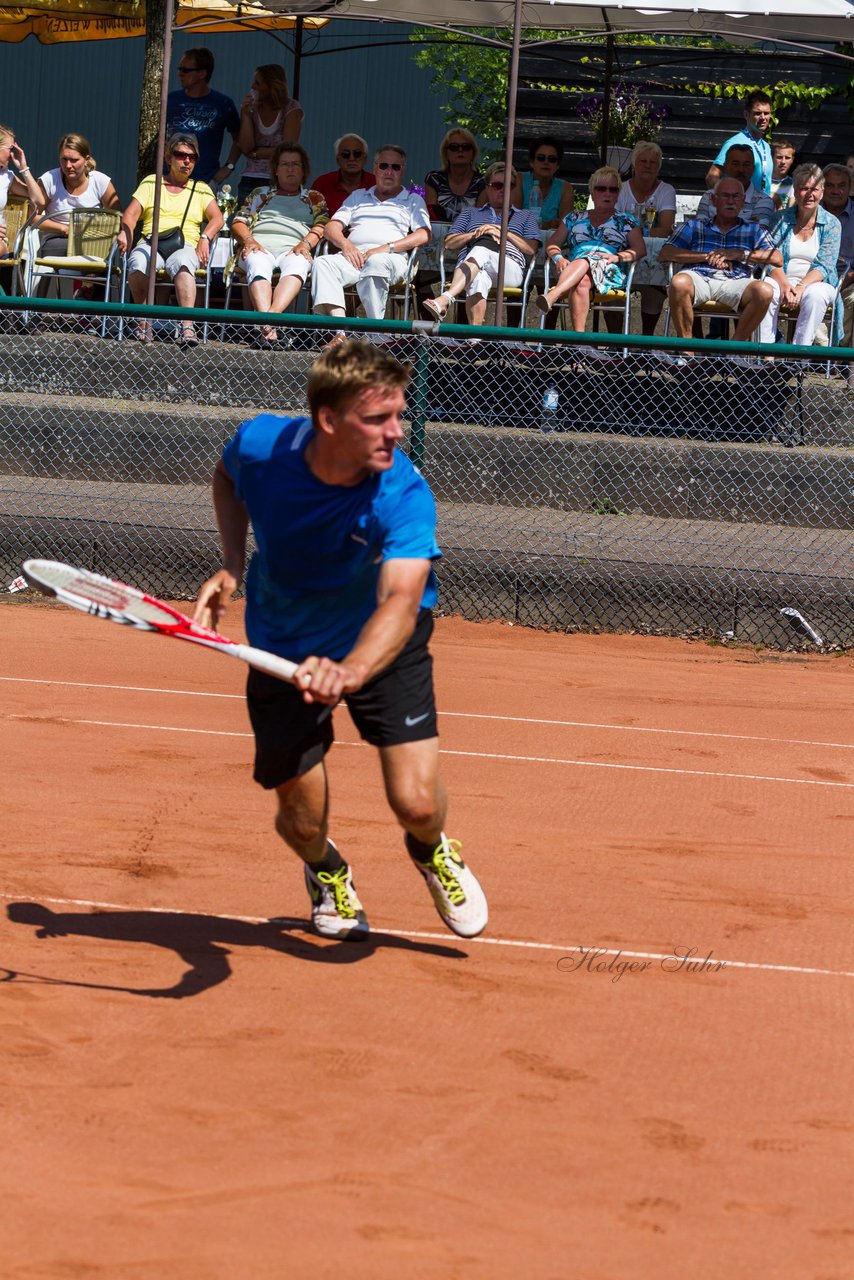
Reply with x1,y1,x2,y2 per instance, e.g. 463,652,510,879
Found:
194,339,487,941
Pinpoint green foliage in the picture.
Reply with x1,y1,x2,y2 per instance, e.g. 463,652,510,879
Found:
410,28,512,149
678,78,842,128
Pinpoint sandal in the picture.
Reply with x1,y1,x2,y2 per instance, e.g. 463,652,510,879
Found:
423,294,449,321
133,320,153,343
321,330,348,350
176,321,198,348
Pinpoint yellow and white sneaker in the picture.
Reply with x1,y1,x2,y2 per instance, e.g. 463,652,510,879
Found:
304,857,369,940
410,835,488,938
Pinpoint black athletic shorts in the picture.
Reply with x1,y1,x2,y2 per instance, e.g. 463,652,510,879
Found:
246,608,438,789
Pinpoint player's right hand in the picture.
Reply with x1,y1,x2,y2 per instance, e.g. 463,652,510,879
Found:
193,569,239,630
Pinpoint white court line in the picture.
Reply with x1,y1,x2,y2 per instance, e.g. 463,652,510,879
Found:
9,715,854,789
1,890,851,980
2,675,851,751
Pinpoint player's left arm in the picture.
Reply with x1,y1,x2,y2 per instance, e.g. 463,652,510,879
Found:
294,558,432,705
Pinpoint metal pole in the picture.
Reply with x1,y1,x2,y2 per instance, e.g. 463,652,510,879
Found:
146,0,176,306
494,0,523,323
292,16,304,98
600,33,614,165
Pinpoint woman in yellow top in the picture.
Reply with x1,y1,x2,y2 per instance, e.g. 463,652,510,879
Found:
116,131,223,345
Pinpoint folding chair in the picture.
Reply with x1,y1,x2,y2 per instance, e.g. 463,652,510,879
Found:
25,207,122,302
538,256,636,340
3,197,35,296
117,233,217,343
663,262,768,346
438,243,537,326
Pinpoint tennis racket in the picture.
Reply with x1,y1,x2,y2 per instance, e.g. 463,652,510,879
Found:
22,559,298,684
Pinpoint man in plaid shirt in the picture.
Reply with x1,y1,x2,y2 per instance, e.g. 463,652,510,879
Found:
660,178,782,341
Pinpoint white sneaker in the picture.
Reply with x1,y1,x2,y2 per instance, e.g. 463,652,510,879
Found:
304,853,369,940
410,835,488,938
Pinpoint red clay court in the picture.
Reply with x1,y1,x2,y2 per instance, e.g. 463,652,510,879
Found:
2,598,852,1278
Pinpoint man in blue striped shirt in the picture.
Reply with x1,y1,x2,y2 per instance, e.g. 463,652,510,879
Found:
422,163,541,325
659,179,782,341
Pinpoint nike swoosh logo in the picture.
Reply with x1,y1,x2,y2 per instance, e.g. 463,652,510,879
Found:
405,712,429,727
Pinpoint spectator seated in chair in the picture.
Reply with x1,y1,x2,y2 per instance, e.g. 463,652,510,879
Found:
115,131,223,346
423,163,541,326
614,139,676,335
231,142,328,347
820,163,854,346
758,163,841,349
0,125,44,257
659,177,781,343
697,144,775,228
537,166,645,331
313,134,374,218
35,132,120,298
311,144,430,341
424,127,485,222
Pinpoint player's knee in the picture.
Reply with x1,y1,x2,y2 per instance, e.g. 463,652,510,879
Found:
389,786,441,832
274,807,323,851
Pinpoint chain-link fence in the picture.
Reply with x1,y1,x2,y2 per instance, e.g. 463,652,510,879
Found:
1,296,851,649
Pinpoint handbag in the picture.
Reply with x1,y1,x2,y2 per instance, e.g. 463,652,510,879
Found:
143,180,196,258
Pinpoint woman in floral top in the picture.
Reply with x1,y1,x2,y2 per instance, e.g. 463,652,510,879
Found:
537,166,645,330
232,142,328,346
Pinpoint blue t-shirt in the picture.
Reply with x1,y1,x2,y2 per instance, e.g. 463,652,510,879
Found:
222,414,441,663
713,128,773,196
166,88,240,182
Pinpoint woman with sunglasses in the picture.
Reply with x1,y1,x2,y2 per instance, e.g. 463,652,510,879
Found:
424,127,484,222
537,166,645,328
423,163,540,325
520,136,574,231
232,142,328,347
115,131,223,345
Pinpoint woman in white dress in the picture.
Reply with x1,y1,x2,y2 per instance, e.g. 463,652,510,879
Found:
759,163,841,347
237,65,303,204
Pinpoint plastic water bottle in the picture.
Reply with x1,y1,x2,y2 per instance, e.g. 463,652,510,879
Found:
540,384,559,432
529,181,543,223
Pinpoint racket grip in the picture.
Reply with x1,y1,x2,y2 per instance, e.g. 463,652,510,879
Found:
234,643,298,684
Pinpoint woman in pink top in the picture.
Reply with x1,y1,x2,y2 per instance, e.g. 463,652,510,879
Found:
237,64,303,203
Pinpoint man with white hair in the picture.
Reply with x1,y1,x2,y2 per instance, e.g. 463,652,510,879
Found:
313,133,373,217
312,144,430,337
660,177,781,341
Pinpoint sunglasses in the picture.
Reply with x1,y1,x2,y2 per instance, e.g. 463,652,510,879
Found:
447,142,473,152
172,150,197,162
338,149,364,159
178,66,200,73
593,185,619,193
488,182,505,190
534,153,559,163
377,161,402,171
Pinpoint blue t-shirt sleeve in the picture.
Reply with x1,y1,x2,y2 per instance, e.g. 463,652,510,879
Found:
381,464,441,563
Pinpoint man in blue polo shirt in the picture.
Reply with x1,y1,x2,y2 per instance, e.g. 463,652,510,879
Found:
660,178,782,342
706,90,774,196
193,340,487,942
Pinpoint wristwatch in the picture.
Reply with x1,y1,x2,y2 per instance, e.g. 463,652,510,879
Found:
224,162,235,171
742,248,750,262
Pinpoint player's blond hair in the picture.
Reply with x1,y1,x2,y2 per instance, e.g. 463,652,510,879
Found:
307,340,410,418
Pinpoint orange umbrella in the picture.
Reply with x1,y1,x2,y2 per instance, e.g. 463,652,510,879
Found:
0,0,326,43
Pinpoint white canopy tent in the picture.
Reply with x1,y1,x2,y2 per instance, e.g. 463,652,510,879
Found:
149,0,854,312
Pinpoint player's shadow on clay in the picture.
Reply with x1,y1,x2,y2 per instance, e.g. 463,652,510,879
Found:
4,901,465,1000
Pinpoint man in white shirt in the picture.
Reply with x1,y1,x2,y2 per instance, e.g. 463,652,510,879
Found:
312,144,430,333
697,145,775,227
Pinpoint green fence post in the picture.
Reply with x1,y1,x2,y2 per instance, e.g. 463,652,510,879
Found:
409,336,429,469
